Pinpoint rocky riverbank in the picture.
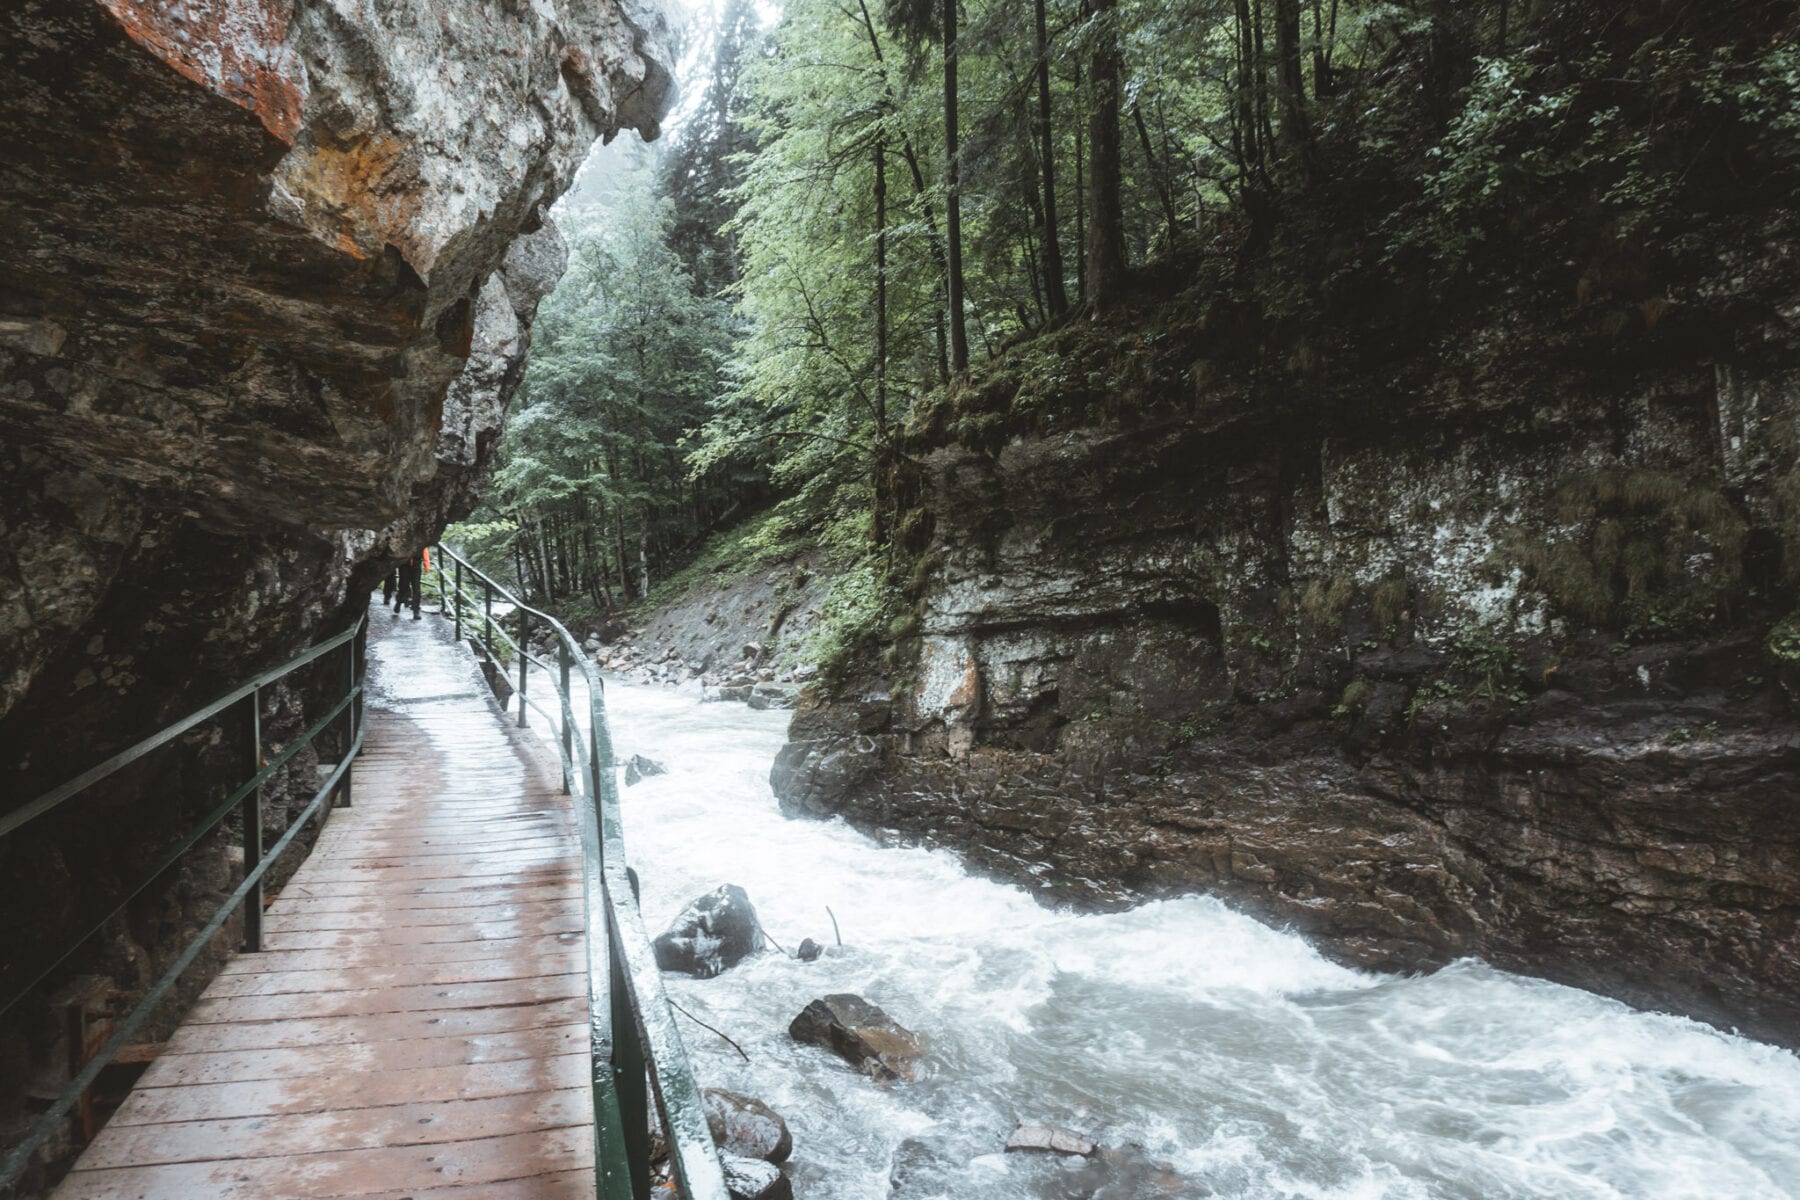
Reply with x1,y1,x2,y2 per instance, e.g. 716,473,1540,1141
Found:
771,216,1800,1048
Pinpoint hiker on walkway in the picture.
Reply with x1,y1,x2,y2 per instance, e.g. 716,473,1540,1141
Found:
381,563,398,610
395,548,428,620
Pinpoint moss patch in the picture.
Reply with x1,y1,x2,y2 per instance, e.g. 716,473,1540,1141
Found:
1497,468,1747,637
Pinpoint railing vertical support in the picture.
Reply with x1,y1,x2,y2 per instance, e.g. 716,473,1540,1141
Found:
558,641,573,795
339,635,355,808
484,580,494,659
453,558,464,643
517,609,530,729
611,925,652,1200
242,688,263,953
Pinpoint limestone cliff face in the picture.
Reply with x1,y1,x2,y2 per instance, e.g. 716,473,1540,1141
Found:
0,0,670,1167
774,232,1800,1047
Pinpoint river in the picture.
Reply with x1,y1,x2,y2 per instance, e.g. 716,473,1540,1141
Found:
520,670,1800,1200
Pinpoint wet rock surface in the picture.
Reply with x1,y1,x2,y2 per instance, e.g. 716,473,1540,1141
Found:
581,550,828,698
720,1153,793,1200
747,682,802,711
704,1088,793,1164
1007,1123,1099,1156
0,0,672,1177
652,885,764,978
788,992,926,1082
624,754,667,786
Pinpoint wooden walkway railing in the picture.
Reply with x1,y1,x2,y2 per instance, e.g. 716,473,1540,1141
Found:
11,584,726,1200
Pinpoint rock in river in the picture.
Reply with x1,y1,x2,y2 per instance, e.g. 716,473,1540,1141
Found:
788,993,925,1082
652,885,763,978
747,682,800,711
623,754,667,786
704,1089,792,1164
1006,1122,1098,1156
721,1153,792,1200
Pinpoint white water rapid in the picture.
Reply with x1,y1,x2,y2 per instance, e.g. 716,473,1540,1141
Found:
524,672,1800,1200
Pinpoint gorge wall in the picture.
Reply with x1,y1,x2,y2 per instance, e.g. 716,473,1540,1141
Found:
0,0,670,1182
774,218,1800,1047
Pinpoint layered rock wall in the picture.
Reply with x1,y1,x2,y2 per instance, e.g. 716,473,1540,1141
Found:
775,253,1800,1047
0,0,670,1181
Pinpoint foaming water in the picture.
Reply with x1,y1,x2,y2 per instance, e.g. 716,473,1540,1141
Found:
524,672,1800,1200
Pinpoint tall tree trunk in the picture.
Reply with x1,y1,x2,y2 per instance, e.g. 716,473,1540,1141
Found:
1033,0,1068,317
852,0,951,385
611,497,633,602
1084,0,1126,310
513,534,529,603
1132,102,1180,249
539,522,556,604
637,518,651,599
942,0,969,373
1073,62,1087,300
1252,0,1276,167
874,136,888,436
1272,0,1314,179
1233,0,1262,184
1309,0,1332,97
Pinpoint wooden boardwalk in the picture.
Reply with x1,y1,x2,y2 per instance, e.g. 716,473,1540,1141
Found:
54,612,598,1199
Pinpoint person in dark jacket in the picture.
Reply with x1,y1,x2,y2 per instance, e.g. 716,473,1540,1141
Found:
396,551,423,620
381,564,398,610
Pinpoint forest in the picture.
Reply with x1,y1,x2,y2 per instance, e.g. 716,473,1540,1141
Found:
456,0,1800,655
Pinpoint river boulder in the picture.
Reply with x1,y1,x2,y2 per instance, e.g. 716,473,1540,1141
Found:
623,754,667,786
721,1153,792,1200
652,885,763,978
704,1089,792,1163
788,993,925,1082
747,682,801,711
1006,1122,1098,1156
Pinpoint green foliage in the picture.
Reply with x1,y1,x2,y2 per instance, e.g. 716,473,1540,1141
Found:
1301,575,1356,632
467,139,737,609
1497,469,1747,637
1448,625,1522,701
1333,679,1370,720
642,502,815,611
805,557,905,679
1409,32,1800,263
1766,611,1800,664
442,517,521,584
1370,571,1410,634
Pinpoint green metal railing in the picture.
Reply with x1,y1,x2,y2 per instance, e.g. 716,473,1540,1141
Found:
0,613,366,1191
434,544,729,1200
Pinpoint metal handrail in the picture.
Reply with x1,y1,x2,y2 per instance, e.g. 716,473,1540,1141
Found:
433,544,729,1200
0,612,367,1191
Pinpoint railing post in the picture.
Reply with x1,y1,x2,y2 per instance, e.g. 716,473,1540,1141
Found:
242,688,263,953
484,579,494,658
590,721,603,836
453,558,463,643
558,640,573,795
610,923,651,1200
339,632,355,808
517,609,530,729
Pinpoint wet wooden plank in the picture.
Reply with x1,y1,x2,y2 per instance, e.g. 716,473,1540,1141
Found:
59,1126,594,1199
138,1025,586,1088
112,1057,586,1129
94,1079,586,1151
54,615,599,1199
217,933,587,976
